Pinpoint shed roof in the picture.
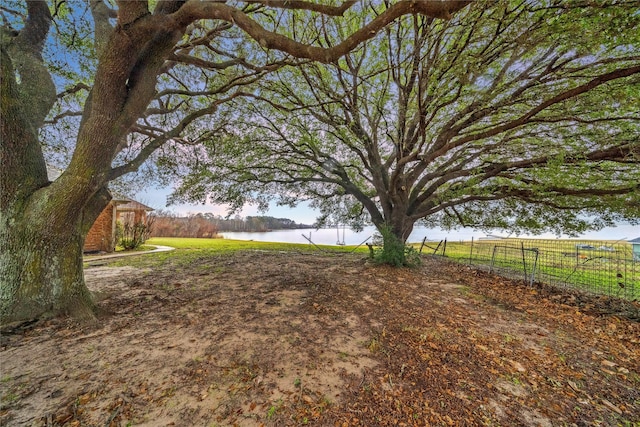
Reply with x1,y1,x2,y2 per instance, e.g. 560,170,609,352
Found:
116,199,154,212
629,237,640,244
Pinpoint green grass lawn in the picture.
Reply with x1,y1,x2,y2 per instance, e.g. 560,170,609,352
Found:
147,236,368,253
105,237,368,269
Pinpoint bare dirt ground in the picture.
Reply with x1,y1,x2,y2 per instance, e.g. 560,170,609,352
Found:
1,251,639,426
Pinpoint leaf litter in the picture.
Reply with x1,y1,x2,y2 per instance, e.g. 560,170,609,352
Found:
1,252,638,426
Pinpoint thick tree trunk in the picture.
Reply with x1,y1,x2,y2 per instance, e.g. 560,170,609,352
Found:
390,216,414,244
0,185,111,324
0,216,94,323
2,43,91,324
371,211,417,266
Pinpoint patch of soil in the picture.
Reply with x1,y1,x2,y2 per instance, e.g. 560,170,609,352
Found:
1,252,639,426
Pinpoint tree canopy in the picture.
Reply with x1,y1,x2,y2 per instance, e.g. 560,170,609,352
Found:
3,0,471,189
1,0,472,322
171,0,640,241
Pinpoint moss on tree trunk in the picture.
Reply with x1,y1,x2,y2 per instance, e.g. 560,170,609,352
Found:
0,215,96,324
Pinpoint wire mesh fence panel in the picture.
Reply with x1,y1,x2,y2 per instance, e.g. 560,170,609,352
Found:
420,238,639,301
531,240,638,300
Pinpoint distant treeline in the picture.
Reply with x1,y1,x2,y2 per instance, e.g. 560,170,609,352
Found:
150,211,312,238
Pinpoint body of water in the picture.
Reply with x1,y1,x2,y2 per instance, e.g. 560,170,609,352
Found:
221,226,433,246
220,224,638,246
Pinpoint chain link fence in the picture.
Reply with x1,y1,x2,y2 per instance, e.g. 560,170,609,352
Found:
418,238,639,301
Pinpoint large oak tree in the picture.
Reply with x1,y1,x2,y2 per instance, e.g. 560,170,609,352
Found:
0,0,471,323
172,1,640,256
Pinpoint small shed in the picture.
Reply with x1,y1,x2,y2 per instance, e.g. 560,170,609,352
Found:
630,237,640,261
84,197,154,253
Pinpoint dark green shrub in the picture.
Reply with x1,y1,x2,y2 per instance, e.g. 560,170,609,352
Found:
371,226,421,268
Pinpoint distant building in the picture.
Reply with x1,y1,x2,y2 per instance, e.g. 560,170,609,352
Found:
630,237,640,261
85,197,154,253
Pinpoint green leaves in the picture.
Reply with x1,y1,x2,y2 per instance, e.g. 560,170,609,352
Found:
169,1,639,242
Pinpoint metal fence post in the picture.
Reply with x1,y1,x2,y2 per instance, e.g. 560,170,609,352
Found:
530,249,539,286
490,245,497,273
521,242,528,283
